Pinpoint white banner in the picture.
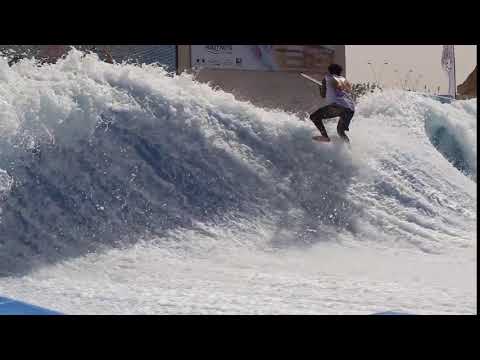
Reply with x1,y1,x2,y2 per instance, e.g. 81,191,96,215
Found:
191,45,336,73
441,45,456,98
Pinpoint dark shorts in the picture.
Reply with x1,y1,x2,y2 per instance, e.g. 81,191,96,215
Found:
310,104,354,132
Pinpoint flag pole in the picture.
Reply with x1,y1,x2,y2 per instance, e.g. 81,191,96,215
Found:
453,45,457,99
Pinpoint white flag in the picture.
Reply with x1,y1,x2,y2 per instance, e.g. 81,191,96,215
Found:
441,45,456,98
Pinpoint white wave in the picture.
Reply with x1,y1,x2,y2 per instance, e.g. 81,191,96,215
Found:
423,97,477,180
0,168,13,197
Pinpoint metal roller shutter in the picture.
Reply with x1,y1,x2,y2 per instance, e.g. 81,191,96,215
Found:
1,45,177,73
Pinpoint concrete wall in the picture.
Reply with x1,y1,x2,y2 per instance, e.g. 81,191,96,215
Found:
177,45,346,114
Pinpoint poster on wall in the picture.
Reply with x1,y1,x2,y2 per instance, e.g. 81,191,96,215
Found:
191,45,336,73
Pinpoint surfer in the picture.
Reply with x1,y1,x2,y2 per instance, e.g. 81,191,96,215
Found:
309,63,355,143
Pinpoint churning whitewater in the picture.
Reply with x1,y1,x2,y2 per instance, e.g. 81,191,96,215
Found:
0,50,476,314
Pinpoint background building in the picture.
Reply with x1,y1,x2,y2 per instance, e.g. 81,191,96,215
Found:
2,45,345,113
0,45,177,72
178,45,346,114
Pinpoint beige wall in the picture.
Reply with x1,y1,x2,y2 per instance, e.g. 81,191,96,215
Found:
177,45,346,114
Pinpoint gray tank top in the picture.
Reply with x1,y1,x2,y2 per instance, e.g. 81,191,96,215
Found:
324,74,355,111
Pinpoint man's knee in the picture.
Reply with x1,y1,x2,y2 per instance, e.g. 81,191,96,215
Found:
310,112,321,122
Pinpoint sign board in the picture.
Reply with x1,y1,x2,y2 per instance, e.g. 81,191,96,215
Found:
191,45,335,73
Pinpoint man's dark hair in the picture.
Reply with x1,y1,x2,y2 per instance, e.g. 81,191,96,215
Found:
328,63,343,76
